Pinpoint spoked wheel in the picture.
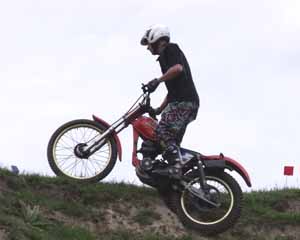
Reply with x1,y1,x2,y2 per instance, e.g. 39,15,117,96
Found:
47,119,117,182
172,171,242,235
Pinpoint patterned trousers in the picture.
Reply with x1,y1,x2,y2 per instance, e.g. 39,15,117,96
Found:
155,101,199,149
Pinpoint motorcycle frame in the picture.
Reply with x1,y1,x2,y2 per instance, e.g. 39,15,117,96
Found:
89,91,252,187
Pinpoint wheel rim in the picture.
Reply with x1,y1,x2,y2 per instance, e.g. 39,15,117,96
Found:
52,123,112,180
181,176,234,225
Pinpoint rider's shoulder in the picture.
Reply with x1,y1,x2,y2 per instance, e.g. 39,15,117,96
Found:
166,42,180,51
163,43,181,58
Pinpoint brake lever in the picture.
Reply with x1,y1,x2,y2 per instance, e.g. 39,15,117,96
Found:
141,83,148,94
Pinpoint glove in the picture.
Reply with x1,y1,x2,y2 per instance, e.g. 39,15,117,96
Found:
153,107,162,115
148,107,161,120
146,78,160,93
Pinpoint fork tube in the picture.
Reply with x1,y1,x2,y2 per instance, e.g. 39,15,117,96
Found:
85,105,144,156
84,118,125,156
123,105,144,125
84,101,145,158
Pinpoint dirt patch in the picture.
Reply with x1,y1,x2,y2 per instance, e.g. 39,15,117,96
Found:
151,201,186,236
271,198,300,215
40,196,300,240
287,199,300,214
0,228,8,240
43,201,188,238
0,178,9,194
102,200,187,238
238,225,299,240
44,199,223,240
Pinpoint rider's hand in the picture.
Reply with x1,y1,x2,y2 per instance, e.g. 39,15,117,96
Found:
149,107,161,120
146,78,160,93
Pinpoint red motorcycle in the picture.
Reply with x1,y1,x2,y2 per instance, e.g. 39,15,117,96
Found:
47,84,251,235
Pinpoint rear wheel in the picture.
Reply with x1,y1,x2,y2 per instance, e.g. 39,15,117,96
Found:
171,171,242,235
47,119,118,182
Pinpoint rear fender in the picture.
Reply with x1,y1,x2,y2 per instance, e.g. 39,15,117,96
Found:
92,115,122,161
202,154,251,187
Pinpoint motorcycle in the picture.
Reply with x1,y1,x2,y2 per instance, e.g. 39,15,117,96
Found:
47,84,252,235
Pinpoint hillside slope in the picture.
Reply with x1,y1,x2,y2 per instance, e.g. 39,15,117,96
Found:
0,168,299,240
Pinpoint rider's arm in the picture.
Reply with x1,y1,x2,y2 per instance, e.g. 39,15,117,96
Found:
158,64,183,83
158,44,183,83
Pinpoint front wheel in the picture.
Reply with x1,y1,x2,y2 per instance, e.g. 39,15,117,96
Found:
171,171,243,235
47,119,118,182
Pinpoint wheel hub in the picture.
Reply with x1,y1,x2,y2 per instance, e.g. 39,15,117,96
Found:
74,143,89,159
188,184,221,209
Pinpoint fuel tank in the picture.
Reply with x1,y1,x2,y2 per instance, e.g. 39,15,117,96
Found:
132,116,157,141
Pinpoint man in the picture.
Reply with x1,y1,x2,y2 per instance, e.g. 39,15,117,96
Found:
141,24,199,178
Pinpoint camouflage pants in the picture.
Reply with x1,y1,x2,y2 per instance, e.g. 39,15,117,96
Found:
155,101,199,149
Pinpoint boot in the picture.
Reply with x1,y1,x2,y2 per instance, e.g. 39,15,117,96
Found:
153,144,183,179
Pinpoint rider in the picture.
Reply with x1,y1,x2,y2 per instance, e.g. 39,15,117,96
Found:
140,24,200,178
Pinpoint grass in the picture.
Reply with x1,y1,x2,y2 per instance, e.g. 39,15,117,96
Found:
0,168,299,240
6,221,96,240
242,188,300,225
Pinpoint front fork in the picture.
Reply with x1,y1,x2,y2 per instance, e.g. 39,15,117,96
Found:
84,104,145,159
82,116,127,158
82,127,114,157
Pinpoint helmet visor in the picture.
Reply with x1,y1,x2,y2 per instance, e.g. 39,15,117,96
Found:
140,37,148,45
140,29,151,46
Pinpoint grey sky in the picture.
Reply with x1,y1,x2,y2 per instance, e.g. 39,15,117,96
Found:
0,0,299,190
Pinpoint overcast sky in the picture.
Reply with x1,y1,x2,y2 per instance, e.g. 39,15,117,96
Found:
0,0,299,190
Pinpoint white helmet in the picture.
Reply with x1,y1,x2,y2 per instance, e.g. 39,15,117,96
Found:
140,24,170,46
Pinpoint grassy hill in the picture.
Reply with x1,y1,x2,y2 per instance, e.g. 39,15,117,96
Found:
0,168,299,240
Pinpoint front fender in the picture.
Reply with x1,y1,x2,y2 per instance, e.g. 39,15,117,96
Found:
202,154,252,187
92,115,122,161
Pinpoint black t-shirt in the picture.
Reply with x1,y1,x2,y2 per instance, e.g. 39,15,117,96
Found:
157,43,199,105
